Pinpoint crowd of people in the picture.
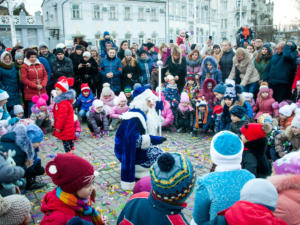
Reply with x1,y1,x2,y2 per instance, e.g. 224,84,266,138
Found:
0,29,299,225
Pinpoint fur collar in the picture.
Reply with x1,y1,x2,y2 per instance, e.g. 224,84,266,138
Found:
285,126,300,141
233,52,251,68
268,175,300,193
186,58,201,67
24,58,41,66
166,83,178,89
54,90,75,104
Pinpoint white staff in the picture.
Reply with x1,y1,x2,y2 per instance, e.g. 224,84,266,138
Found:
157,54,163,136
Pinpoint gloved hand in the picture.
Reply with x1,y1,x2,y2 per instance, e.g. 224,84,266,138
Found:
8,117,20,125
155,100,164,112
75,132,80,139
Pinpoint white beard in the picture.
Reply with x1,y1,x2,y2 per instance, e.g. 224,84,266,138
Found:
146,107,160,135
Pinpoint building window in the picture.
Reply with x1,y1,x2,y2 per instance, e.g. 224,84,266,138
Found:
93,5,101,19
138,33,144,45
138,8,144,20
175,2,180,16
169,1,173,16
151,8,157,21
72,4,80,19
124,7,130,20
182,5,187,17
110,6,117,20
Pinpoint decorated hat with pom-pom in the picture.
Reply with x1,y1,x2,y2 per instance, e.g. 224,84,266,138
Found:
81,83,90,94
150,152,196,203
259,81,269,93
32,93,48,109
102,83,113,96
55,76,74,92
45,153,97,193
117,92,127,104
241,123,272,141
180,92,190,103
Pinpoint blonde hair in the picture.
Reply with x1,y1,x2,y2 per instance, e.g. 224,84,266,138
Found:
160,43,168,53
171,46,182,64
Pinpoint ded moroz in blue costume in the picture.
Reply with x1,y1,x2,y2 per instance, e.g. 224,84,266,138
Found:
114,86,166,190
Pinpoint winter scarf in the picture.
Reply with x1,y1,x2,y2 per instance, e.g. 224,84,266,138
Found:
166,83,178,89
56,187,104,225
194,106,208,128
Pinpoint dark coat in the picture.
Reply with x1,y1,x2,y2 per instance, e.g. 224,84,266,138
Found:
230,118,249,135
264,42,298,86
0,62,20,108
121,58,141,88
174,108,194,129
100,56,122,94
50,57,74,89
78,57,99,86
164,56,187,91
137,57,152,85
69,52,83,80
219,49,235,81
87,107,108,135
242,137,272,178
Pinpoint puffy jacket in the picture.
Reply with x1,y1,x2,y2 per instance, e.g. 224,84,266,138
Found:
219,49,235,81
0,60,20,108
253,88,278,119
87,107,108,135
110,105,129,119
38,56,51,86
137,57,152,85
21,58,48,101
53,90,75,141
76,92,94,111
99,38,117,58
264,42,298,85
291,57,300,90
39,52,56,66
229,50,260,87
163,84,180,108
187,58,202,76
275,126,300,158
268,174,300,225
50,57,74,89
161,99,174,127
199,78,217,108
254,57,270,80
201,56,222,86
100,56,122,94
118,192,189,225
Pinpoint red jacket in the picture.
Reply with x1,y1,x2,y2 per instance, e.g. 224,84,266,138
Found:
53,90,75,141
21,58,48,101
219,201,288,225
291,54,300,90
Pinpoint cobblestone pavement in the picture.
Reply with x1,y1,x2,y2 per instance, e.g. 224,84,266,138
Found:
27,126,212,225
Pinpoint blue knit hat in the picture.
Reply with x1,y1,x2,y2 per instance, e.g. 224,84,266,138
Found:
0,89,9,101
210,131,244,167
213,83,226,94
150,152,196,203
26,124,44,143
230,105,245,119
103,31,110,37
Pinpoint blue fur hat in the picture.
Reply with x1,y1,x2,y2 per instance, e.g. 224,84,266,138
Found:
150,152,196,203
26,124,44,143
213,83,226,94
132,86,147,99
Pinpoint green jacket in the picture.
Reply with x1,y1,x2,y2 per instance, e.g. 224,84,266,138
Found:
254,59,269,80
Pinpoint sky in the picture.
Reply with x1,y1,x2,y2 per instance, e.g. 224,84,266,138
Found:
23,0,299,26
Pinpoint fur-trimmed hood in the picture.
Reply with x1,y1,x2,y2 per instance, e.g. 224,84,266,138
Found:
202,78,217,93
203,56,218,74
24,57,41,66
285,125,300,141
268,174,300,193
257,88,274,102
233,49,251,68
54,90,76,104
186,58,202,67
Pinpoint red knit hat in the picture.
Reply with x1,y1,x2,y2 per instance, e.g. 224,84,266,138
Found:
213,105,223,114
45,154,96,193
81,83,91,94
240,123,266,141
55,76,74,92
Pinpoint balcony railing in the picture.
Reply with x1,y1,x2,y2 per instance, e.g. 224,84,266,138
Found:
0,10,42,26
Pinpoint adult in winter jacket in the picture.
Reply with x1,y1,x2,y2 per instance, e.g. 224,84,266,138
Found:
121,49,141,89
264,41,298,102
187,50,202,81
78,51,99,94
21,50,48,116
201,56,222,86
219,41,235,81
0,51,20,111
49,48,74,90
268,152,300,225
137,50,152,85
117,40,129,61
100,48,122,95
229,48,260,93
39,42,56,66
164,46,187,92
254,43,273,80
70,45,83,94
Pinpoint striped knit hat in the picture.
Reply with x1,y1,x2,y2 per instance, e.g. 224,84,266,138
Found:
150,152,196,203
55,76,74,93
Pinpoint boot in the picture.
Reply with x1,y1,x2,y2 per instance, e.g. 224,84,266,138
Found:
26,177,46,190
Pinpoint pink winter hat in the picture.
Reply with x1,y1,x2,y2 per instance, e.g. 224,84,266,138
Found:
117,92,127,105
32,94,48,109
180,92,190,103
273,151,300,175
133,176,151,194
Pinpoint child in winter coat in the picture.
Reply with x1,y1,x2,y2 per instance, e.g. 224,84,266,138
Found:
40,153,105,225
118,152,195,225
193,98,213,135
213,83,226,107
278,103,296,130
240,123,272,178
13,105,24,119
74,114,81,140
0,89,11,128
110,92,129,130
200,56,222,86
30,94,53,134
100,83,116,115
183,73,200,107
199,78,217,108
292,80,300,102
76,83,94,120
174,92,194,132
160,93,174,128
268,152,300,225
53,77,76,153
275,115,300,158
124,86,133,104
230,105,249,135
163,74,180,115
213,105,223,133
253,82,278,120
88,100,109,138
